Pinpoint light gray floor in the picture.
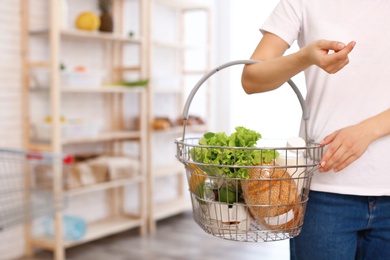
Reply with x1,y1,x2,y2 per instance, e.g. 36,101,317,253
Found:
19,211,290,260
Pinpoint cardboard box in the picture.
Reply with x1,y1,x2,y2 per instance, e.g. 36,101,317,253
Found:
88,156,139,180
34,164,82,190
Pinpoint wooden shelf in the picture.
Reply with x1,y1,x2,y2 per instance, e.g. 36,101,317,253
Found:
155,0,210,9
31,215,144,249
152,88,182,94
30,86,146,94
152,125,207,135
22,0,149,259
154,196,192,221
147,1,211,234
62,131,143,145
153,39,210,50
30,131,143,146
27,142,52,152
30,29,143,44
28,61,51,68
67,176,144,197
61,86,147,93
30,86,147,94
153,163,184,178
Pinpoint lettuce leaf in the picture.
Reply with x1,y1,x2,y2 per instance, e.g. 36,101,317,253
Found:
190,126,279,179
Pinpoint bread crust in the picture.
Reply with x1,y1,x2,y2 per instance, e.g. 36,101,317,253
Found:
241,163,303,230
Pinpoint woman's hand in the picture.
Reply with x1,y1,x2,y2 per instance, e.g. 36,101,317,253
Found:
319,108,390,172
302,40,356,74
319,123,373,173
242,36,356,94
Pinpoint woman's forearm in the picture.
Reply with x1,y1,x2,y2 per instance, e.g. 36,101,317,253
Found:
241,50,310,94
241,36,356,94
362,108,390,141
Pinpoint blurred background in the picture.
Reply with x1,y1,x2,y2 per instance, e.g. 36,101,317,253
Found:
0,0,306,259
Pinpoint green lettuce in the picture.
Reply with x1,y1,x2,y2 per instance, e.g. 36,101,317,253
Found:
190,126,278,179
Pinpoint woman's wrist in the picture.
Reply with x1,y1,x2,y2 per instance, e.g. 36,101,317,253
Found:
296,45,315,68
361,108,390,142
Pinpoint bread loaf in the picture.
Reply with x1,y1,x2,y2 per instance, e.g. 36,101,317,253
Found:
152,117,172,130
241,163,303,230
260,202,303,231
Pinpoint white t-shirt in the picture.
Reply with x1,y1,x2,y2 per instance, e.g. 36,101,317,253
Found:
261,0,390,195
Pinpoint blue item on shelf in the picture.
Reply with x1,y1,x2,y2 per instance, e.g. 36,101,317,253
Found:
44,215,87,240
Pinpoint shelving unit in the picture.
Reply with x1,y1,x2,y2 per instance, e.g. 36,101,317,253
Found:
20,0,148,259
147,0,212,233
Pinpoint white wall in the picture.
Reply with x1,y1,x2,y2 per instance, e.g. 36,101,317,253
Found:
223,0,307,141
209,0,232,133
0,2,27,259
0,0,23,149
0,1,306,259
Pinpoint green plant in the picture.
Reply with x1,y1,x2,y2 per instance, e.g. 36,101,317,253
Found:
190,126,279,179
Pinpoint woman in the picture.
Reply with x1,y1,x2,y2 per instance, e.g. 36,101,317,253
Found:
241,0,390,259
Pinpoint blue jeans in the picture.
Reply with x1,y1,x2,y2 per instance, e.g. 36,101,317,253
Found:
290,191,390,260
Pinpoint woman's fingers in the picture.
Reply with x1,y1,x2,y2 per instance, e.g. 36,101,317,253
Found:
315,40,356,73
319,143,354,172
319,122,371,173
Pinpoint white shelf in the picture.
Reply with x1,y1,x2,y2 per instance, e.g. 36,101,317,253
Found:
31,215,144,249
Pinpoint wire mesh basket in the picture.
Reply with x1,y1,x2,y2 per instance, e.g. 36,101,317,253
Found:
0,148,73,231
175,60,323,242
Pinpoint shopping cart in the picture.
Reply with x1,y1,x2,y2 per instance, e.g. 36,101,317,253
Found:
175,60,323,242
0,148,72,231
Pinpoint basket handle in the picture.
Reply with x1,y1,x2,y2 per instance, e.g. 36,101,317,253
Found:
181,59,310,141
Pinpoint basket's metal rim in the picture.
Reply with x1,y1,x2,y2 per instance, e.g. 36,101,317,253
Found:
175,137,322,151
0,148,73,164
195,197,309,207
0,148,63,158
180,162,321,174
175,138,322,169
181,161,320,169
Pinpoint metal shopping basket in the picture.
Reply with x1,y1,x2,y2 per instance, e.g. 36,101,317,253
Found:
0,148,72,231
175,60,323,242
